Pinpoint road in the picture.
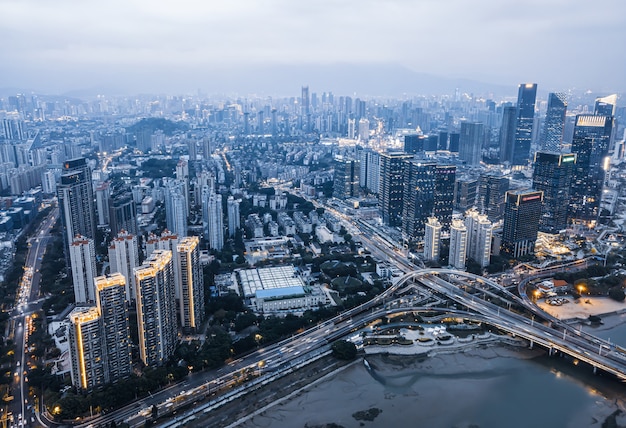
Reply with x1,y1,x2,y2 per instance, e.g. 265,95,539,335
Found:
6,207,58,428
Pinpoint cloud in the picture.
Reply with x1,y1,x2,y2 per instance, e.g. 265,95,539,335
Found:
0,0,624,93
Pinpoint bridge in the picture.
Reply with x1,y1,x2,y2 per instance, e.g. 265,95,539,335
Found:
386,269,626,380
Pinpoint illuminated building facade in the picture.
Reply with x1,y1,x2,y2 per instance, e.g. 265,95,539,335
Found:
532,152,576,233
135,250,177,367
69,235,97,304
177,236,205,333
68,307,105,390
108,230,140,302
501,190,543,258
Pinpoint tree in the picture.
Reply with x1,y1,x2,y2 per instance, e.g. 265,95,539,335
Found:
331,340,357,360
151,404,158,419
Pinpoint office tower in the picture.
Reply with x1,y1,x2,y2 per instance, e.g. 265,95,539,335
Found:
177,236,204,333
243,112,250,135
68,307,106,389
510,83,538,167
568,115,614,223
402,162,455,240
301,86,311,132
438,131,449,151
423,217,441,262
165,180,188,237
532,152,576,233
257,110,264,134
94,272,132,384
449,132,460,153
379,152,413,227
333,157,360,200
425,135,438,152
271,108,278,136
434,165,456,230
540,93,567,152
187,139,197,161
95,181,111,227
347,118,356,139
595,94,617,116
459,122,484,166
499,105,517,163
464,209,493,267
449,219,467,269
57,158,97,255
402,161,436,241
203,192,224,251
501,190,543,258
109,185,138,237
69,236,97,304
454,177,478,211
404,134,425,154
227,196,240,237
108,230,140,302
358,148,380,193
135,250,177,367
478,173,510,221
358,118,370,141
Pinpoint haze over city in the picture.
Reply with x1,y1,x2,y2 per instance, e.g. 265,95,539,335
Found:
1,0,625,96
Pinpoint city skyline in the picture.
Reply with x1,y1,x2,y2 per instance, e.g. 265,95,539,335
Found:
1,0,625,96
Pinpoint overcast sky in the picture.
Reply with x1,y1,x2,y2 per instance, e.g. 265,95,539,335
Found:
1,0,624,96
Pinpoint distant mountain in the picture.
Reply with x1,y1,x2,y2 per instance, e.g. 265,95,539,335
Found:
1,63,522,99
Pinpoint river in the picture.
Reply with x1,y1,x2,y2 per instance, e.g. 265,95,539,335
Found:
239,316,626,428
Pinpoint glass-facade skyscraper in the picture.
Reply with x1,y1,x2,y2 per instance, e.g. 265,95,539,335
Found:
511,83,538,167
540,92,567,152
532,151,576,233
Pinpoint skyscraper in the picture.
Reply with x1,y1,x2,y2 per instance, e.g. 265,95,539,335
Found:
540,93,567,152
423,217,441,262
501,190,543,258
204,191,224,251
532,152,576,233
94,272,132,384
69,235,97,304
135,250,177,367
165,180,188,237
108,230,140,302
379,152,413,227
499,106,517,164
459,121,484,166
227,196,241,237
57,158,97,256
595,94,617,117
402,162,456,240
478,173,510,221
449,219,467,269
358,148,380,194
68,307,105,389
145,230,180,300
177,236,205,333
333,157,360,200
510,83,538,167
109,186,138,237
568,115,614,223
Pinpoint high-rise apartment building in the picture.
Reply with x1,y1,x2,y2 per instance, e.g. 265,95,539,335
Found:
109,186,138,237
135,250,177,367
177,236,205,333
510,83,538,167
464,209,492,268
540,93,567,152
532,152,576,233
69,235,97,304
108,230,140,302
423,217,441,262
57,158,97,256
203,191,224,251
501,190,543,258
94,272,132,384
568,115,614,223
379,152,413,227
145,230,180,299
68,307,105,390
227,196,241,237
449,219,467,270
358,148,380,194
